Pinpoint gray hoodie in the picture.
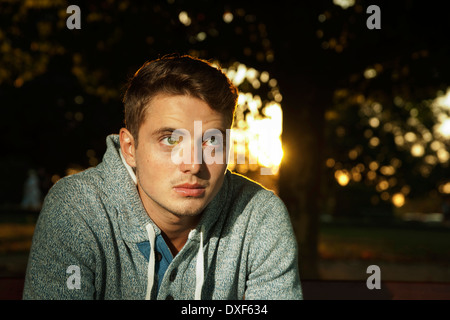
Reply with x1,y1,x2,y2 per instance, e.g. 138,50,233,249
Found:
23,135,302,300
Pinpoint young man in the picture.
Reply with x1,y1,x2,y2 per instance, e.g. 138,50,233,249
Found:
23,55,302,300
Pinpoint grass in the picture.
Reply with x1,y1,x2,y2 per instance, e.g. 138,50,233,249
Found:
319,221,450,263
0,210,37,254
0,224,35,253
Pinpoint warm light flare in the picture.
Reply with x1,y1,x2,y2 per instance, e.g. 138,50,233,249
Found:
221,62,284,175
432,88,450,138
335,170,350,186
333,0,355,9
439,182,450,194
391,193,405,208
437,119,450,138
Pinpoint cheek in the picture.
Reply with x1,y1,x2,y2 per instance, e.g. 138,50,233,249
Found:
208,163,228,183
136,148,174,179
208,165,227,198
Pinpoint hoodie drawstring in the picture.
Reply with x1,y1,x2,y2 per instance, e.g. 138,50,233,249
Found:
145,224,156,300
144,223,205,300
194,225,205,300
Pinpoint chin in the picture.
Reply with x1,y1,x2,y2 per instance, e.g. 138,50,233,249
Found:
170,208,204,217
166,199,206,217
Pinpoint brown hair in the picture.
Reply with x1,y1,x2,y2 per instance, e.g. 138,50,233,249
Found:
122,55,238,146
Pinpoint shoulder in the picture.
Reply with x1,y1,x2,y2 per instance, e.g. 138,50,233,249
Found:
226,171,288,222
228,171,285,204
224,172,297,260
40,167,107,227
46,167,104,205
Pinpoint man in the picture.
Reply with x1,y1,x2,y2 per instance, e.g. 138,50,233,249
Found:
23,55,302,300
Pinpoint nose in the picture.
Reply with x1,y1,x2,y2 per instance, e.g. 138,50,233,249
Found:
180,161,202,174
179,139,202,174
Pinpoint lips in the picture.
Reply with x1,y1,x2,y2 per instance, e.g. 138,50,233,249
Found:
173,183,206,197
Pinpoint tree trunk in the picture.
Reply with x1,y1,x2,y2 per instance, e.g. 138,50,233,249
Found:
278,77,331,280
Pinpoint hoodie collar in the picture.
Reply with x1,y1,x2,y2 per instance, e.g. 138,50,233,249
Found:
100,135,158,244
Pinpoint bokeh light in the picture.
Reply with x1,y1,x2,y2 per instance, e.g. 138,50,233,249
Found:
216,62,284,175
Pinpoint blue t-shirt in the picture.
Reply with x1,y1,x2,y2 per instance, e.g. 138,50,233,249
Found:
136,235,173,292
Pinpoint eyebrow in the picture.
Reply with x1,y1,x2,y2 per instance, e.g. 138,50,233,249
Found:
151,127,177,137
152,127,227,137
205,128,227,137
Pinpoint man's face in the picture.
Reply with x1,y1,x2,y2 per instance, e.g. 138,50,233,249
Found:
123,94,229,219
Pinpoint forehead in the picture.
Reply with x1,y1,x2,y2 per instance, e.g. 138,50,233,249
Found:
142,94,227,129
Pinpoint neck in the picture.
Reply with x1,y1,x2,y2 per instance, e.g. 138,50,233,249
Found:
137,184,201,256
155,214,201,256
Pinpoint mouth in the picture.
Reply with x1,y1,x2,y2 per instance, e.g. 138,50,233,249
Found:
173,183,206,197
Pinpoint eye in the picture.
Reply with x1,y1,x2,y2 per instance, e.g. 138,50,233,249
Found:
161,135,182,146
203,135,221,147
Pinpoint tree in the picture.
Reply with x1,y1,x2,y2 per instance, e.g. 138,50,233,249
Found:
247,0,450,278
2,0,450,281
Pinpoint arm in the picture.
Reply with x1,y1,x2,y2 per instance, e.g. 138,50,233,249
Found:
244,194,302,300
23,181,97,299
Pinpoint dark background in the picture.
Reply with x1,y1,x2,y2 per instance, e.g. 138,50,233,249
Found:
1,0,450,287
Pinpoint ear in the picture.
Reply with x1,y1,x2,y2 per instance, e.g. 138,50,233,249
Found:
119,128,137,168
